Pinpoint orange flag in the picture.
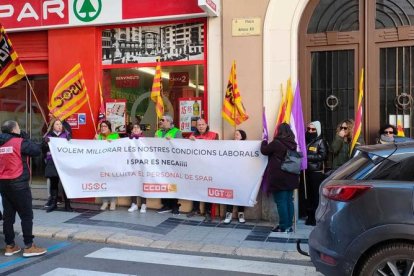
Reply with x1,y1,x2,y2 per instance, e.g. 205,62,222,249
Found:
151,58,164,119
273,83,287,137
222,60,249,126
350,69,364,154
48,63,88,120
0,24,26,88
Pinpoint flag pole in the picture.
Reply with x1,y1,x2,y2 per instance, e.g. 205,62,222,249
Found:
24,75,49,128
86,94,98,136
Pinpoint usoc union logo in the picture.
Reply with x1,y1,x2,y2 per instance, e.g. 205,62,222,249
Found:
74,0,102,22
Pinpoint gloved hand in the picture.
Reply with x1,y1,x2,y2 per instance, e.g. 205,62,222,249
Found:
44,137,50,143
66,134,72,141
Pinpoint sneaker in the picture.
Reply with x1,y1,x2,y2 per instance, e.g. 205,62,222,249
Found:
140,204,147,213
23,244,46,257
4,244,21,256
44,197,53,208
128,203,138,212
186,209,201,218
157,206,172,213
285,227,294,233
172,204,181,215
109,201,116,211
271,225,283,232
204,213,212,222
100,201,108,211
238,212,246,223
223,212,232,224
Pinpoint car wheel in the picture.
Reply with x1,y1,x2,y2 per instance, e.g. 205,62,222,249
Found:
357,243,414,276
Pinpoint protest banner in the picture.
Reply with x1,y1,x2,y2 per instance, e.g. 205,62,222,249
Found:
49,137,267,206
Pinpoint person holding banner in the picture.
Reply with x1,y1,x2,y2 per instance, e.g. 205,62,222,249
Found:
223,129,247,224
260,123,299,233
187,118,218,221
128,123,147,213
0,120,47,257
43,118,72,213
95,120,120,211
155,115,182,215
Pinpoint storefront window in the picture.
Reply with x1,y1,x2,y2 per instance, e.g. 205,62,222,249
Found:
102,20,206,136
103,65,205,136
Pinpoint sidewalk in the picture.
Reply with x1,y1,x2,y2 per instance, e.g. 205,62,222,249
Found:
18,185,313,261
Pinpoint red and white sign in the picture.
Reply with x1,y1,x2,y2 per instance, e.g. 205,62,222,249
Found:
169,72,189,87
198,0,219,17
115,75,139,88
66,113,79,129
2,0,216,31
0,0,69,29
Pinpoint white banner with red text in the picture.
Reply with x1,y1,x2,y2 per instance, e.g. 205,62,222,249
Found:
48,137,267,206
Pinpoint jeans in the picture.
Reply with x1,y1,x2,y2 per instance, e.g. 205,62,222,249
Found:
0,181,34,246
272,190,294,230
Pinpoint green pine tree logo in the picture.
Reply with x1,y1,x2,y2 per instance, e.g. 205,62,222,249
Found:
74,0,102,22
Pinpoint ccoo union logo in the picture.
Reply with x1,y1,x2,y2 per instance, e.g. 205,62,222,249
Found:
82,182,107,192
208,188,233,199
73,0,102,22
143,183,177,193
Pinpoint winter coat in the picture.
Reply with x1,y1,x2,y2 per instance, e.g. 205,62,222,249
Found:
260,136,300,192
331,134,350,169
0,133,41,188
43,130,71,178
307,136,328,172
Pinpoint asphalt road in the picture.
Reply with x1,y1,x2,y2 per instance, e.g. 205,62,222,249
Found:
0,237,321,276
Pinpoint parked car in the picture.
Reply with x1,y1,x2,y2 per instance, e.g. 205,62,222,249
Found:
309,142,414,276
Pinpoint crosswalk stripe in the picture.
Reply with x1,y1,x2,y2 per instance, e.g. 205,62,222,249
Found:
86,248,318,276
42,268,136,276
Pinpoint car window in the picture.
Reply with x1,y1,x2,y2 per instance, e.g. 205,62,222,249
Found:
331,151,414,181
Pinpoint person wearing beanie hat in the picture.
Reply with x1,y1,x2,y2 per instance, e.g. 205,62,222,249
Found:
302,121,328,225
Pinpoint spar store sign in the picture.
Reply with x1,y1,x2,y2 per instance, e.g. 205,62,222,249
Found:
1,0,215,31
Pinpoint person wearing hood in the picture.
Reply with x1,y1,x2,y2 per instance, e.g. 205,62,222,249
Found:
0,120,47,257
303,121,328,226
260,123,299,233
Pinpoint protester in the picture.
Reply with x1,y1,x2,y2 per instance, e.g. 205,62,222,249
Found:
43,118,73,212
155,115,182,215
303,121,327,226
0,120,47,257
223,129,247,224
127,123,147,213
377,124,397,144
331,119,354,169
187,118,219,222
95,120,120,210
260,123,299,233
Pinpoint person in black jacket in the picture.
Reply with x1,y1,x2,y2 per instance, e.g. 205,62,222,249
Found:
0,120,47,257
303,121,328,226
261,123,299,233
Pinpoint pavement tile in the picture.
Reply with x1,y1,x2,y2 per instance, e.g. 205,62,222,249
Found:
106,233,154,247
167,241,204,252
149,240,171,249
235,247,284,259
200,244,236,255
72,230,115,243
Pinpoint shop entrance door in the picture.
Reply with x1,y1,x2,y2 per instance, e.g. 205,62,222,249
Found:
0,76,49,184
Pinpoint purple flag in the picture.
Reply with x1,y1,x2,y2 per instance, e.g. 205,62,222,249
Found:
261,107,270,194
290,82,307,170
262,107,268,141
